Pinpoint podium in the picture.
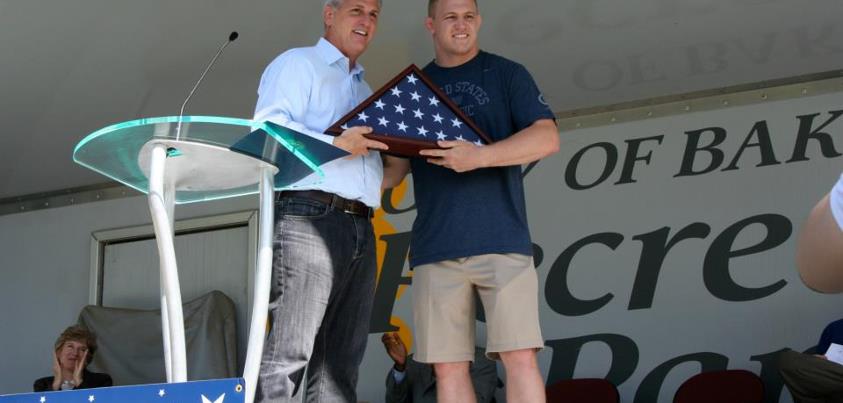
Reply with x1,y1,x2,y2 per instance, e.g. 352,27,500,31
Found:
68,115,347,403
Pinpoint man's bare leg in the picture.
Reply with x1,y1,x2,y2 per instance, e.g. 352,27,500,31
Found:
434,361,476,403
500,349,545,403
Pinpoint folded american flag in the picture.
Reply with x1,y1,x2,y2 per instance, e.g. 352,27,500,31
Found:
326,64,492,157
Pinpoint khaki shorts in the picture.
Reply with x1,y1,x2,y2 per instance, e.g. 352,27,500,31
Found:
412,253,544,363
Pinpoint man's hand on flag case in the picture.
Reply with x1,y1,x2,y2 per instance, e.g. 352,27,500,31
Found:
420,140,488,173
333,126,389,158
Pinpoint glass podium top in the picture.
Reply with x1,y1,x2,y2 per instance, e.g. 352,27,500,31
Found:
74,116,348,204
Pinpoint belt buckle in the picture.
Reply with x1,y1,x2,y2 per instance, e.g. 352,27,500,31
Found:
329,194,353,215
341,201,357,215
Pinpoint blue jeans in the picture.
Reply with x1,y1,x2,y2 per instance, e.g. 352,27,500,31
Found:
255,195,377,403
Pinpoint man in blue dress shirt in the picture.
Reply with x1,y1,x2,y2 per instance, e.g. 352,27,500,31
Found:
252,0,391,401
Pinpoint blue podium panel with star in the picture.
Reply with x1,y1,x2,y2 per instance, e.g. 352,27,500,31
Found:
0,378,244,403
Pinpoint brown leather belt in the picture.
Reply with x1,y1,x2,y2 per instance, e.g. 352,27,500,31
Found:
279,190,373,218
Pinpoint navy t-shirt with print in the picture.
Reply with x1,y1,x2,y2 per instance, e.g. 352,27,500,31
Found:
408,51,555,268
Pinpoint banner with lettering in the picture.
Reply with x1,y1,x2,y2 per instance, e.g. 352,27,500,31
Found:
356,90,843,403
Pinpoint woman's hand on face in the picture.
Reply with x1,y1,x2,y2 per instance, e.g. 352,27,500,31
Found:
51,351,63,391
72,350,88,386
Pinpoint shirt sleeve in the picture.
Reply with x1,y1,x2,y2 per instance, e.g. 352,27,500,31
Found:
253,52,337,145
507,63,556,132
830,172,843,233
385,367,410,403
391,367,406,383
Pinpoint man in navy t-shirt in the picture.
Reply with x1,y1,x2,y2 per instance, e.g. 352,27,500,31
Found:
382,0,559,401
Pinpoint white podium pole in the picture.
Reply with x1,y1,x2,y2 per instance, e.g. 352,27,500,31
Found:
242,167,275,403
148,143,188,383
134,135,295,391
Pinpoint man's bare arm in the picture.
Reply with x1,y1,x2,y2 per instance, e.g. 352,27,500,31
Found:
797,193,843,293
419,119,559,173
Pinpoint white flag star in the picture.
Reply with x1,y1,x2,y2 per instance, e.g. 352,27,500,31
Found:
410,91,421,102
436,131,448,141
357,111,369,122
417,126,429,136
341,123,349,130
88,395,95,402
432,113,444,123
390,87,403,97
413,109,425,119
374,100,386,110
474,139,484,146
456,135,466,141
394,104,405,114
40,397,46,403
378,116,389,127
158,389,166,397
201,393,226,403
451,118,463,128
397,121,408,132
428,97,440,107
407,74,418,84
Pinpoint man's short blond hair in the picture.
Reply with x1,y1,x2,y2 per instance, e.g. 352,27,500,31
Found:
428,0,478,17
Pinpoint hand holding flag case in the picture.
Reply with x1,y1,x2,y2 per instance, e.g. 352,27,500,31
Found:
325,65,493,157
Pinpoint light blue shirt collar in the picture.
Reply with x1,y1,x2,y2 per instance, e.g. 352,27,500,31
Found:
315,37,365,78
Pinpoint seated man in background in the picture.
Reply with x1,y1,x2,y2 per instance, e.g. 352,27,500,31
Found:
382,332,498,403
33,325,112,392
779,318,843,402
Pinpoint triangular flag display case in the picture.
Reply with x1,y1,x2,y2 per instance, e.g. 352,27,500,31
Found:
326,64,492,157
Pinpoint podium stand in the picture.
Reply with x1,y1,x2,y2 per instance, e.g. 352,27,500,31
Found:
68,115,347,403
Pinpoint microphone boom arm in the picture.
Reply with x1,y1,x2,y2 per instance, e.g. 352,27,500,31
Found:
176,31,238,140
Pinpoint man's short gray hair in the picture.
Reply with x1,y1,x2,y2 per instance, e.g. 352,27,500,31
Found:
324,0,383,9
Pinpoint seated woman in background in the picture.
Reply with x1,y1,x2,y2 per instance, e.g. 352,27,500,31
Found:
33,325,112,392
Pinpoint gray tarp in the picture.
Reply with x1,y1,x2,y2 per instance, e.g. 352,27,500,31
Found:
78,290,237,385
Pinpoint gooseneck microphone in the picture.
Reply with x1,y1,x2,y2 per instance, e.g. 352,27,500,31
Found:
176,31,239,139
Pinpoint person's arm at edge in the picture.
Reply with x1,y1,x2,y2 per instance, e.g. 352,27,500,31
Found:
797,193,843,293
385,364,411,403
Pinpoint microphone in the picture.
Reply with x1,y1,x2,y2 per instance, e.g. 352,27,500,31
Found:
176,31,239,139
